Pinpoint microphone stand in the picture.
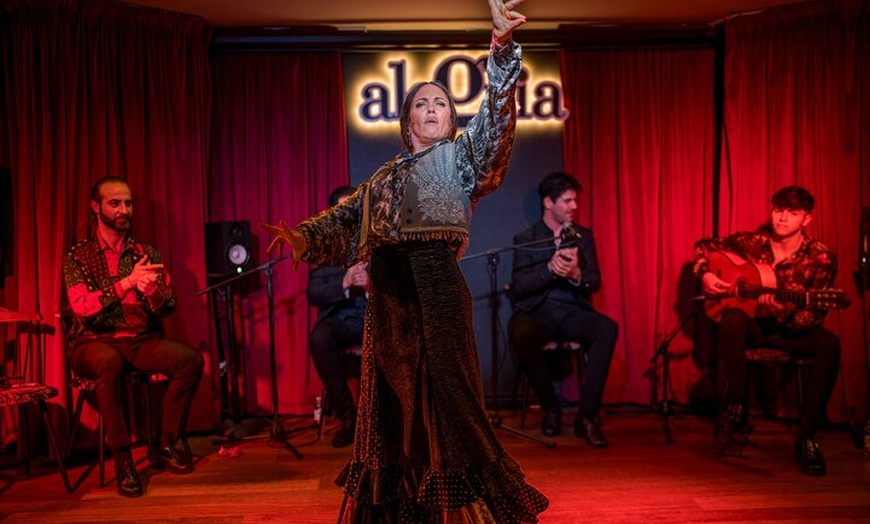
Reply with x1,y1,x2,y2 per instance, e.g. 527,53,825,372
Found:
607,298,700,443
462,235,566,448
198,255,303,459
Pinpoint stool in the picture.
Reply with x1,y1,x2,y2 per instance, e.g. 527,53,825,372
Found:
717,347,812,455
518,341,585,428
65,370,189,489
316,345,362,440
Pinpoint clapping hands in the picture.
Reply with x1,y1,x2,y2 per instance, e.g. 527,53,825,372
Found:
129,256,164,297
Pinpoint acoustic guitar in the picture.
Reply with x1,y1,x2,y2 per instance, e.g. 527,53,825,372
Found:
703,251,850,322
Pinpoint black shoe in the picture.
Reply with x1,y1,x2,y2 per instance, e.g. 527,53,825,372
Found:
717,401,753,439
331,415,356,448
115,460,143,498
148,444,194,474
574,415,608,448
794,437,826,476
541,408,562,437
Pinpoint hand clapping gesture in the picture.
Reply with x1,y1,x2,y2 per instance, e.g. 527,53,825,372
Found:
342,261,370,292
128,256,164,297
548,247,581,280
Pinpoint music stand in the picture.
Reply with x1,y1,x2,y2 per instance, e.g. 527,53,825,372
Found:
198,255,303,459
462,235,566,448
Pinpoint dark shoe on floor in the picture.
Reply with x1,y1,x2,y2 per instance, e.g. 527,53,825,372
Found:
574,415,608,448
794,437,826,476
115,460,143,498
541,408,562,437
331,415,356,448
148,444,194,474
717,401,753,439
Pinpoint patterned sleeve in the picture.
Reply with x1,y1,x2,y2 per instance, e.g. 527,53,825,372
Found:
63,250,123,319
454,40,523,204
692,236,729,277
296,184,366,268
786,248,838,331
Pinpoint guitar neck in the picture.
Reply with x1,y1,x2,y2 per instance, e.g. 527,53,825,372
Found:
743,285,808,306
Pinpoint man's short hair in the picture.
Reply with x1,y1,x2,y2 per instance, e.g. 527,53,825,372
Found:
328,185,356,207
89,176,128,203
538,172,582,204
771,185,815,213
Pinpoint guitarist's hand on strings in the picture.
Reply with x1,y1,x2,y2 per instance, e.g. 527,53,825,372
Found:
758,294,790,316
701,272,732,296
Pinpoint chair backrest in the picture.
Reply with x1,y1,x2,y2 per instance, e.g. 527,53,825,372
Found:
0,306,42,385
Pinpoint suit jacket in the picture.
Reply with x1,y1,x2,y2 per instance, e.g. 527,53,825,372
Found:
510,220,602,313
306,265,367,325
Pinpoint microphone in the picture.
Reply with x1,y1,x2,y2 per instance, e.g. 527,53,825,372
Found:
560,222,583,243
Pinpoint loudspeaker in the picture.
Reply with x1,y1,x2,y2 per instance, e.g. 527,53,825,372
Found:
205,221,253,277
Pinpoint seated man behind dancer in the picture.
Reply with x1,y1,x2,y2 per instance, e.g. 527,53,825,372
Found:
306,185,367,448
693,185,841,476
63,176,204,497
509,171,618,447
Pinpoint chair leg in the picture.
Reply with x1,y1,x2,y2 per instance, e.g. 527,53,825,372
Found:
37,400,72,493
98,411,106,488
573,350,586,398
796,367,805,415
714,380,730,440
64,391,87,463
317,389,327,440
18,404,31,475
519,377,529,428
142,380,154,447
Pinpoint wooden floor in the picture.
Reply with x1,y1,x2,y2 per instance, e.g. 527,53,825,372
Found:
1,410,869,523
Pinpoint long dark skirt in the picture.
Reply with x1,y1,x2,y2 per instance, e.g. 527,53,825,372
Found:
335,241,548,524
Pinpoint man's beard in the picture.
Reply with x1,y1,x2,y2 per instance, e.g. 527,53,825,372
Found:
98,209,131,232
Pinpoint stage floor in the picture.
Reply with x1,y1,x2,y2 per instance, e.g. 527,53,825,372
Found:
2,410,869,523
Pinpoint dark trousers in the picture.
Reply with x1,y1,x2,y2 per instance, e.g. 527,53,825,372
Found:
718,309,841,437
509,302,618,417
309,316,363,421
69,335,204,451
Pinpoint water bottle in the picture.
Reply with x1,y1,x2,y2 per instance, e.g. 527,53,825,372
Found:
313,396,323,424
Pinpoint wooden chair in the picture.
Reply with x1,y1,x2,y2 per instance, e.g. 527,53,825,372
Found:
518,340,586,428
65,369,187,489
0,307,71,493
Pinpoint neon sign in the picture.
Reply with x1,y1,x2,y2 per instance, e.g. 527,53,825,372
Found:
346,51,567,133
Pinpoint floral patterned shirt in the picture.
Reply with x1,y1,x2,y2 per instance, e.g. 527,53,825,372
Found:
62,234,175,342
693,230,837,331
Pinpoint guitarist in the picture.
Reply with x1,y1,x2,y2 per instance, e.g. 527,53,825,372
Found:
692,186,840,476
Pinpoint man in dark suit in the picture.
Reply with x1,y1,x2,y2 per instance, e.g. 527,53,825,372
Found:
307,185,367,448
509,172,618,447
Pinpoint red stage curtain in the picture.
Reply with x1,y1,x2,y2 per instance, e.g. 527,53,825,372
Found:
0,0,216,435
208,52,348,416
722,1,869,423
559,48,717,406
